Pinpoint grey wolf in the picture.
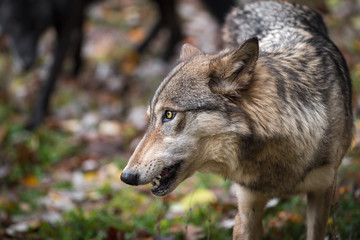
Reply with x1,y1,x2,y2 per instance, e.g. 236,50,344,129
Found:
120,1,354,239
0,0,98,129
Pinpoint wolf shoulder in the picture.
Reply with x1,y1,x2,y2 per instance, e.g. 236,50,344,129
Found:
223,1,351,98
223,1,328,49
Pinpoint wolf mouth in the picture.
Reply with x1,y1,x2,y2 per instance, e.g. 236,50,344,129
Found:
151,161,182,196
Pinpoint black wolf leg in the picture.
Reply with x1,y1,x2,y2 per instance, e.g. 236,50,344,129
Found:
136,0,183,60
71,6,85,77
158,0,182,60
26,31,70,130
71,27,84,77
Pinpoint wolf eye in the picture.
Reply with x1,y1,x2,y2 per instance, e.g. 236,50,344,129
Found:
163,110,176,122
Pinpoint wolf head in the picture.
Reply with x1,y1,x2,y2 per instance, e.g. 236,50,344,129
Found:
121,38,259,196
0,0,52,71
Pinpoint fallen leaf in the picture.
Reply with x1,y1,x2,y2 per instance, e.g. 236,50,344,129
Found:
180,189,217,210
128,27,145,44
98,120,123,136
267,211,304,228
327,217,333,226
338,186,347,195
289,213,302,223
60,119,81,133
84,171,97,183
23,175,39,187
120,51,140,75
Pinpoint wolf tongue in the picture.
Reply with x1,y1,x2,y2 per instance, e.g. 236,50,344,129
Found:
161,168,169,178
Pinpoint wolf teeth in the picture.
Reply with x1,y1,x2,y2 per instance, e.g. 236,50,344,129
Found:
154,179,160,186
152,175,162,189
152,179,160,189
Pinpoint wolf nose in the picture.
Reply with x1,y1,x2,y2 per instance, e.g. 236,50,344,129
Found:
120,170,139,186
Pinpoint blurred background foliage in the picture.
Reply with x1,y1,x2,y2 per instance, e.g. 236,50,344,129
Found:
0,0,359,239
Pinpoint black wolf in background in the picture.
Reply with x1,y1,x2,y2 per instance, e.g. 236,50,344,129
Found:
0,0,97,129
139,0,235,60
0,0,234,129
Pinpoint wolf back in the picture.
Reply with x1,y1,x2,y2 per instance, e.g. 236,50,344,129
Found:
222,2,353,195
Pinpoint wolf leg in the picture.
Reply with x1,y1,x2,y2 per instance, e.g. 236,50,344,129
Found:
306,181,335,240
71,3,86,77
233,184,268,240
27,30,70,129
71,25,84,77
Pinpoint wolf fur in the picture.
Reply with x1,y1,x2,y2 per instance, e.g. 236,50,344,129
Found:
121,1,354,239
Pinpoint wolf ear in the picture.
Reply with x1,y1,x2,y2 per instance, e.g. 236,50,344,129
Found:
208,37,259,96
180,43,204,61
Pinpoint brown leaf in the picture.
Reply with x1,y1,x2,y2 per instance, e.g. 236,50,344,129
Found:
121,51,140,75
128,27,145,44
267,211,303,229
22,175,39,188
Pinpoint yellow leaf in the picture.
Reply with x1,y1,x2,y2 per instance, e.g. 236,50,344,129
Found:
23,175,39,187
338,186,347,195
327,217,333,226
84,171,97,182
180,189,217,210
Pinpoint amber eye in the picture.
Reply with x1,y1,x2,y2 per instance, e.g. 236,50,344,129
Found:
163,110,176,122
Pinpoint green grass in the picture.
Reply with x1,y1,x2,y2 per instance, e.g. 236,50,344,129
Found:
1,124,81,184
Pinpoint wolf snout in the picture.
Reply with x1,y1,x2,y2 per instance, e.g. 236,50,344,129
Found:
120,170,140,186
